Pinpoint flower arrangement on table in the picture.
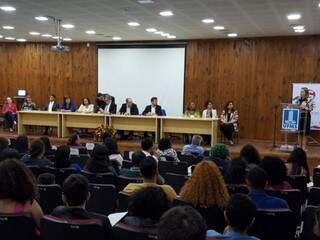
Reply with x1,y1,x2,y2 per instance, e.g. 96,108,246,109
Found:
94,124,117,142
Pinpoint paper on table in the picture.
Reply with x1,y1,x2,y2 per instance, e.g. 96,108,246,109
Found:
108,212,128,226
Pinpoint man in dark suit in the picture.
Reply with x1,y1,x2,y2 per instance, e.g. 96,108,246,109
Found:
142,97,162,116
119,98,139,115
44,94,59,135
98,95,117,114
95,93,106,113
51,174,114,240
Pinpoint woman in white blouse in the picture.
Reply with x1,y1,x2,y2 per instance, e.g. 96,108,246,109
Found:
77,98,94,113
202,100,218,118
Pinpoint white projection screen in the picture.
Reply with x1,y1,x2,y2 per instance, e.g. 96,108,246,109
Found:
98,47,186,116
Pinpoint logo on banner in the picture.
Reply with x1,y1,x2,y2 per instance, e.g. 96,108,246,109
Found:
282,108,300,130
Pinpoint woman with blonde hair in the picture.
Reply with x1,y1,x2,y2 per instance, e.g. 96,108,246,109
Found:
179,160,229,233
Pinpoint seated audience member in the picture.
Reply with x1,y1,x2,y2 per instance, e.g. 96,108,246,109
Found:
158,206,207,240
60,96,77,112
53,145,81,171
38,173,56,185
21,96,37,111
141,137,157,159
220,101,239,145
40,136,56,157
2,97,17,132
22,139,53,168
182,135,204,156
120,151,145,178
286,147,310,181
202,100,217,119
84,144,117,176
104,137,123,168
77,97,94,113
314,207,320,238
225,157,248,185
95,93,106,113
123,156,177,201
0,137,9,153
98,95,116,114
185,102,201,118
119,98,139,115
15,135,29,156
260,156,292,190
0,159,44,229
240,144,261,170
44,94,59,112
51,174,113,239
156,138,179,162
142,97,162,116
67,133,82,148
0,148,21,162
123,187,170,229
179,161,229,232
247,167,289,209
207,194,258,240
206,143,230,176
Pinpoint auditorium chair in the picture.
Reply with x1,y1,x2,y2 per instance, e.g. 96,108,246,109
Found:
9,138,17,148
45,167,77,186
113,222,157,240
163,172,188,193
41,216,104,240
158,160,188,175
87,184,117,215
248,209,296,240
227,184,249,195
38,184,63,214
69,154,90,168
118,191,131,212
122,160,133,169
179,154,202,166
0,213,37,240
287,175,308,200
300,205,320,240
308,187,320,206
81,171,116,185
28,165,46,178
159,156,175,162
118,176,143,191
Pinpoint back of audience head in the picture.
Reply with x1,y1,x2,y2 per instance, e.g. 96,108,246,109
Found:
314,207,320,237
158,206,207,240
128,187,170,221
67,133,80,146
225,193,256,233
104,137,119,155
247,166,268,190
0,159,37,204
287,147,310,179
62,174,89,207
210,143,230,159
260,156,288,186
180,160,229,207
53,145,71,169
158,138,172,151
225,157,248,185
240,144,261,165
132,151,146,167
0,148,20,162
0,137,9,153
85,144,110,172
40,136,52,154
30,139,45,159
38,173,56,185
191,135,203,146
15,135,29,154
141,137,154,152
139,156,158,180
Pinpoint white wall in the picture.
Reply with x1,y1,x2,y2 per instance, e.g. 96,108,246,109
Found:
98,47,185,116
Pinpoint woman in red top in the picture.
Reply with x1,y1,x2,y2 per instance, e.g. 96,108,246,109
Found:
2,97,17,132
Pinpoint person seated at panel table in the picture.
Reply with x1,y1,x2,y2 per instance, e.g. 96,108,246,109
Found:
21,95,37,111
220,101,239,145
98,95,117,114
2,97,17,132
95,93,106,113
44,94,59,112
60,96,77,112
142,97,163,116
184,102,200,118
119,98,139,115
202,100,218,119
77,97,94,113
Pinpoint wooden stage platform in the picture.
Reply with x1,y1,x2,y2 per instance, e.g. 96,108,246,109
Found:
1,131,319,174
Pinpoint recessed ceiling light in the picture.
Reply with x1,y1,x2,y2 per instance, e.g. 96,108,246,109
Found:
128,22,140,27
16,38,27,42
146,28,157,32
35,16,48,21
202,18,214,24
63,38,72,41
5,37,15,40
85,30,96,35
318,2,320,7
62,24,74,29
52,36,63,39
167,35,176,39
41,33,52,37
287,13,301,20
159,10,174,17
293,25,305,30
0,35,3,38
29,31,40,35
137,0,154,3
154,31,163,34
2,26,14,30
228,33,238,37
112,36,122,41
161,33,170,37
0,6,16,12
294,29,305,33
213,25,225,30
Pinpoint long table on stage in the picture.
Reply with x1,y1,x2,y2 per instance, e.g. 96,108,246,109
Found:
17,111,219,146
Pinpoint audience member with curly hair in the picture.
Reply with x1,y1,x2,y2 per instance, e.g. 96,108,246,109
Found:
225,157,248,185
240,144,261,170
286,147,310,181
